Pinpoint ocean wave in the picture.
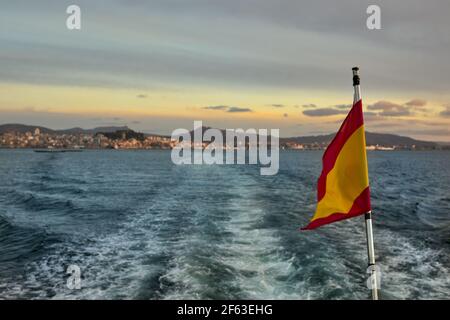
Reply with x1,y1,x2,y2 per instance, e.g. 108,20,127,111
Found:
0,150,449,299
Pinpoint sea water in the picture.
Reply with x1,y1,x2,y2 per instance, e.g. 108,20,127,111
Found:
0,150,448,299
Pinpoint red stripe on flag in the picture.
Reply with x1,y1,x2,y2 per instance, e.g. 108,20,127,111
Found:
302,186,371,230
317,100,364,202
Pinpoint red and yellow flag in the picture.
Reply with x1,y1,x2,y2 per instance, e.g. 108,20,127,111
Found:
302,99,371,230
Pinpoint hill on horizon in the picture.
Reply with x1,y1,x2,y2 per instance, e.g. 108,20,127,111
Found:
280,131,437,148
0,123,439,148
0,124,129,135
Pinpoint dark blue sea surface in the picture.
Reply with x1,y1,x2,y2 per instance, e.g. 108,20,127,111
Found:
0,149,449,299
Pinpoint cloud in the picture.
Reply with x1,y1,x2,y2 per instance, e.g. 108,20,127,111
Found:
439,105,450,117
2,1,450,95
405,99,427,107
301,103,355,117
136,94,147,98
203,105,229,110
302,104,317,109
333,104,352,109
367,101,411,117
227,107,252,113
404,99,428,112
203,105,252,113
367,98,429,117
303,108,348,117
268,104,285,108
283,113,288,117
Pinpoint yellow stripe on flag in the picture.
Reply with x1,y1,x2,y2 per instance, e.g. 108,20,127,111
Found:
312,125,369,221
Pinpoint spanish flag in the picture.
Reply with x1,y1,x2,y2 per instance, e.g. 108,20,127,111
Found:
302,99,371,230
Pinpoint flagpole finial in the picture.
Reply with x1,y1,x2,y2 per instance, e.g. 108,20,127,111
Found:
352,67,360,86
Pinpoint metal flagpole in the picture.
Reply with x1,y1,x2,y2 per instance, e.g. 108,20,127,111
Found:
352,67,379,300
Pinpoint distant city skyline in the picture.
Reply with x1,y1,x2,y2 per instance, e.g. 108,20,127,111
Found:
1,1,450,141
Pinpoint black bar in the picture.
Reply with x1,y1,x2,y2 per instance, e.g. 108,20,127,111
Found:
0,300,445,319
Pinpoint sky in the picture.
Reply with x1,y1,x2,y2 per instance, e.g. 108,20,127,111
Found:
0,0,449,141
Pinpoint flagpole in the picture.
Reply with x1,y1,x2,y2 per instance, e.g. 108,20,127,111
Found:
352,67,379,300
